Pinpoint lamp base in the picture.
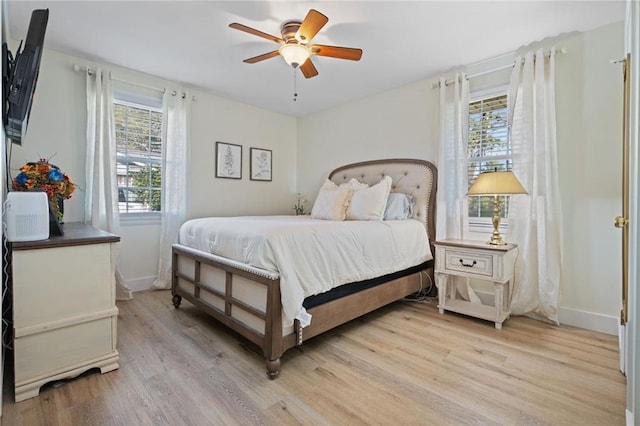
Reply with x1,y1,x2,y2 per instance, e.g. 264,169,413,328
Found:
487,235,508,246
488,195,507,246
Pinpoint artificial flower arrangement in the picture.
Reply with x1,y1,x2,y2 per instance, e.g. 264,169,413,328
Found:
12,158,76,222
293,193,307,215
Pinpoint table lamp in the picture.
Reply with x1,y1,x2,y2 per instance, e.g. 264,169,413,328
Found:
467,170,527,245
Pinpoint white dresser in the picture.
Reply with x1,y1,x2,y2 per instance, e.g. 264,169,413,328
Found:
11,223,120,402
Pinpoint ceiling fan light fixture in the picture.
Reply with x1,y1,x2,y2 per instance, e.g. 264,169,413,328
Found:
230,9,361,78
279,43,310,68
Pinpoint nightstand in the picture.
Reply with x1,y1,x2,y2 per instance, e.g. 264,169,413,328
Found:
434,239,518,329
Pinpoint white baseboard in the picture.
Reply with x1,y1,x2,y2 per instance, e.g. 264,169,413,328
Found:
558,306,618,335
125,276,157,293
627,409,633,426
473,290,618,335
619,323,627,374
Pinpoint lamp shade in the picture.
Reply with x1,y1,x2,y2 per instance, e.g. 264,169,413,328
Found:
467,171,527,195
279,44,310,68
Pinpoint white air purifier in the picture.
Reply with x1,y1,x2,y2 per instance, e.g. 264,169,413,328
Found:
5,192,50,242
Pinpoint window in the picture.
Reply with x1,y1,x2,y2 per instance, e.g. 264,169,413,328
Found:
467,92,512,221
114,98,163,214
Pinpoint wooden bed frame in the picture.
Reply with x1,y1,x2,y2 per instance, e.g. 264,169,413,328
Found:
171,158,437,378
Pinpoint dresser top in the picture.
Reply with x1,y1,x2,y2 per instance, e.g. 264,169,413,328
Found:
12,222,120,250
434,238,517,251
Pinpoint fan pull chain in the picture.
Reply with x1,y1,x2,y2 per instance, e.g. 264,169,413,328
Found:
293,68,298,102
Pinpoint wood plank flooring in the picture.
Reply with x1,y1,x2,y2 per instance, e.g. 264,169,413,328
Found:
2,290,626,425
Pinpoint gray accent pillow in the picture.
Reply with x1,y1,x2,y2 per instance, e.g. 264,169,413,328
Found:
383,193,414,220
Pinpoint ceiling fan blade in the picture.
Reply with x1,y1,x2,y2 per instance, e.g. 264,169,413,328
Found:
312,45,363,61
295,9,328,43
229,23,283,44
300,59,319,79
243,50,281,64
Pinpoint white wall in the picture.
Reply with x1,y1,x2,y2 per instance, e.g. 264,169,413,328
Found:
189,93,297,219
298,22,624,334
7,46,86,222
8,47,298,290
297,79,439,197
555,23,624,332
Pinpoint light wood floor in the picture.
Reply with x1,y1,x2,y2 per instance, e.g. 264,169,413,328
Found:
2,290,625,425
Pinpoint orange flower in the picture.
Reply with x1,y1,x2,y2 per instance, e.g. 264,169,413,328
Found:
12,159,76,222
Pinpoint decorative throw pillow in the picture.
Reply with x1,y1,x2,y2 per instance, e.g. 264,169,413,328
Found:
383,193,415,220
346,176,392,221
310,179,352,221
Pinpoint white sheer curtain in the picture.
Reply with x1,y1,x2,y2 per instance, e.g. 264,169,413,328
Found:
152,89,190,289
436,74,479,302
85,68,132,300
436,74,470,240
506,47,563,324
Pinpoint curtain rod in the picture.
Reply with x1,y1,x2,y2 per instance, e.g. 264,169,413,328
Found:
72,64,196,100
431,47,567,89
73,64,164,93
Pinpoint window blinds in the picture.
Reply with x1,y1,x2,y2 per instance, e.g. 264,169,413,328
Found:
467,93,511,184
467,93,511,219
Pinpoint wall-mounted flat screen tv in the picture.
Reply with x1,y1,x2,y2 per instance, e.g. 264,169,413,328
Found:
2,9,49,145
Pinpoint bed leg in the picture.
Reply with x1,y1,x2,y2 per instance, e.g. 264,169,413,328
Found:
172,295,182,308
266,358,281,379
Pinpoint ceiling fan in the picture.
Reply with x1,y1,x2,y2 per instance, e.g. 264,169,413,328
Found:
229,9,363,79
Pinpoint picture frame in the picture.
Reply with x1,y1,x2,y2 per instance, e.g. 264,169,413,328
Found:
215,141,242,179
250,148,272,182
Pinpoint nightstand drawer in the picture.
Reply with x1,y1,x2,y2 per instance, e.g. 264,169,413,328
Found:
443,249,493,277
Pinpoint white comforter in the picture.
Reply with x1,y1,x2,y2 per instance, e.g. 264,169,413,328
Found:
179,215,432,327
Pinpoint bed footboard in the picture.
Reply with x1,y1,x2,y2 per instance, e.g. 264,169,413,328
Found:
172,243,431,379
171,244,285,378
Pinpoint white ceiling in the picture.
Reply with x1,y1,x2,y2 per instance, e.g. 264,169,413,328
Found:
6,1,625,117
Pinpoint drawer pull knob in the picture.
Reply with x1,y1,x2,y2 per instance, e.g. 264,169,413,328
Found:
459,259,477,268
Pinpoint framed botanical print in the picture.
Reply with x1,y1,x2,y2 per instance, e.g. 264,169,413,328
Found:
215,141,242,179
250,148,272,182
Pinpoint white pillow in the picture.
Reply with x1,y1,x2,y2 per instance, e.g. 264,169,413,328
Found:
346,176,392,221
383,193,415,220
310,179,352,221
341,178,369,191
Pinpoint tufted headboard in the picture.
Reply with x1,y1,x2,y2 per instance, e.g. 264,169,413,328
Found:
328,158,438,257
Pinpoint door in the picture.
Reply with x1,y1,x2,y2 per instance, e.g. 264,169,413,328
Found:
614,53,630,375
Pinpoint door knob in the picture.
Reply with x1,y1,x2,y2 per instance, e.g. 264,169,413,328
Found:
614,216,629,228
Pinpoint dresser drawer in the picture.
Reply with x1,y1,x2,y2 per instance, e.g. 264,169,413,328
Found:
443,249,493,277
13,243,114,329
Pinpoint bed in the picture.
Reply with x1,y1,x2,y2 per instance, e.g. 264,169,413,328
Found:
171,158,437,378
